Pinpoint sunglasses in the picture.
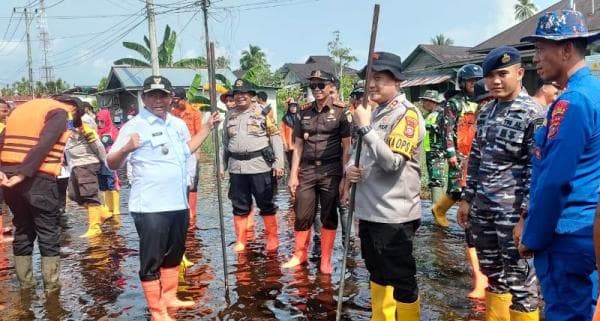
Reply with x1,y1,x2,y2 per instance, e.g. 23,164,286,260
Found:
309,83,327,90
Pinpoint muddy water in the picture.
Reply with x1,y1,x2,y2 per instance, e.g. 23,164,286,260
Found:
0,160,485,321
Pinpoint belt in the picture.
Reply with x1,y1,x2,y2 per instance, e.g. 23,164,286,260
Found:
229,149,264,161
302,158,339,166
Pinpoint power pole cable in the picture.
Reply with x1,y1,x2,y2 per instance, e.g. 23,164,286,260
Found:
201,0,211,67
14,7,35,97
37,0,54,83
145,0,159,76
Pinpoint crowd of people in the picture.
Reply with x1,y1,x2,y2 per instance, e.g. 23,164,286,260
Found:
0,8,600,321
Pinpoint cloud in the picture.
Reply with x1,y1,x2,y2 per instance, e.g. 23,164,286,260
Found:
182,49,198,59
0,40,22,54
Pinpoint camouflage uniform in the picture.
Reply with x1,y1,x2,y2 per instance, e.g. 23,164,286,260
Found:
462,89,544,312
424,106,445,188
443,92,478,199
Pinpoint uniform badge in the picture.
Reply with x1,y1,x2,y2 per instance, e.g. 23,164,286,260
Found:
501,53,510,64
235,79,243,87
329,108,334,115
547,100,569,139
346,112,353,123
534,146,542,160
404,116,417,138
303,132,309,140
153,77,161,84
388,99,398,110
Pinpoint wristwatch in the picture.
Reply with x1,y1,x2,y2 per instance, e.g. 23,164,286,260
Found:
358,125,372,136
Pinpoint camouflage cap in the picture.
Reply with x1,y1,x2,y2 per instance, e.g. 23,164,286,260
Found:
419,89,443,103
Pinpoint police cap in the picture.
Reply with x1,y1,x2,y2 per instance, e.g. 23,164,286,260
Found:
482,46,521,77
143,75,173,94
358,52,403,81
231,78,256,96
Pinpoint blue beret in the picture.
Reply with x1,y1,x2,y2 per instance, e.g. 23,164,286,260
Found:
482,46,521,76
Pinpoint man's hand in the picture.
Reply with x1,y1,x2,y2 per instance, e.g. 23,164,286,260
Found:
513,215,526,248
354,104,372,128
518,243,533,259
0,171,8,185
82,124,98,143
457,200,471,229
273,168,284,178
205,112,222,130
219,170,225,180
448,155,458,168
123,133,141,153
3,174,25,188
345,165,363,184
288,174,299,199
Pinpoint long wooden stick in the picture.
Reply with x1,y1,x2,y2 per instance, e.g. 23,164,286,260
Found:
335,4,380,321
208,42,229,292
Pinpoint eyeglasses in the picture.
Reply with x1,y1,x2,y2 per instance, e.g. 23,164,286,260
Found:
309,83,326,90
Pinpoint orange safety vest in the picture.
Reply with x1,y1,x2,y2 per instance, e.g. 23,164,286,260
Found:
457,102,479,187
0,99,70,176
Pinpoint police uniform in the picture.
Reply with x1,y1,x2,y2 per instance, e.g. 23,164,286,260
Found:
352,52,425,320
223,78,284,253
420,90,445,202
0,97,71,291
462,47,543,317
520,10,600,321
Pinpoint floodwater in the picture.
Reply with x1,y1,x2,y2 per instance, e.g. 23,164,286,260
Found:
0,159,486,321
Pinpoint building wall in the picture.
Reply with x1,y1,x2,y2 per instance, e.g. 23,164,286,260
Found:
404,50,441,72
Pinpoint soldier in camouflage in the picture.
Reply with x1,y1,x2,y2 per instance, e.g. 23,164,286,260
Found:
419,90,445,205
431,64,482,227
457,46,543,320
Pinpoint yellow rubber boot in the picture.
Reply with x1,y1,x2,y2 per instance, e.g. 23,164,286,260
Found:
431,193,455,227
396,297,420,321
103,191,114,215
80,205,103,238
110,190,121,215
180,254,194,271
509,309,539,321
370,281,396,321
485,291,511,321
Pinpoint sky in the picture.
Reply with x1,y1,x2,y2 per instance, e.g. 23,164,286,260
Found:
0,0,558,87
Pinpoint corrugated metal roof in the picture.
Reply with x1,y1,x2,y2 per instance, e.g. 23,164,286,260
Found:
106,66,237,90
400,75,451,88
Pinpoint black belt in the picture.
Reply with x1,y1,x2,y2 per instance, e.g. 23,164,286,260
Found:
229,149,264,161
302,158,339,166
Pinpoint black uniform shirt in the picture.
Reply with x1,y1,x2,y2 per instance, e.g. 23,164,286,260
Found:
294,97,351,161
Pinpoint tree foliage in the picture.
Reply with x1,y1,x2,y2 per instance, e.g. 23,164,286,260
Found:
430,34,454,46
514,0,538,22
1,77,68,96
327,31,357,99
239,45,268,71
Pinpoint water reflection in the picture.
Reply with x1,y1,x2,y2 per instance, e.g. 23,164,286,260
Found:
0,160,486,320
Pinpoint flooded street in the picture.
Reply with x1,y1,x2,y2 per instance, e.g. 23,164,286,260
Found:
0,160,485,321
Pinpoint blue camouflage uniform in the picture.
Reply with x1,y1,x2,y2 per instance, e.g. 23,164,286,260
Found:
520,10,600,321
462,46,544,313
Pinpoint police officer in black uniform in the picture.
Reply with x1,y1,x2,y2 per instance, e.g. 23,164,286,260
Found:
283,70,352,274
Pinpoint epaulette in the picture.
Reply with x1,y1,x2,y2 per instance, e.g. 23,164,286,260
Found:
332,99,347,108
300,102,313,111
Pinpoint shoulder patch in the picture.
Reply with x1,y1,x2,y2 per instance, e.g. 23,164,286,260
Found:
547,100,569,139
387,107,421,159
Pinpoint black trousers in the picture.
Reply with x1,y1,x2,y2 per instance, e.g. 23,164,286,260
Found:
359,219,420,303
3,175,61,257
295,164,342,231
132,210,188,281
228,172,277,216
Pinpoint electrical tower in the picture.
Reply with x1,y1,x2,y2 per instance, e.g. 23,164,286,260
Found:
37,0,54,83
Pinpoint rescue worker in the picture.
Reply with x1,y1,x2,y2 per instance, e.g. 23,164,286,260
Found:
96,109,121,222
0,96,73,292
106,76,220,320
346,51,424,320
64,98,112,238
420,90,445,205
283,70,351,274
531,79,560,109
457,46,543,320
171,88,203,229
519,10,600,320
222,79,284,253
432,64,482,227
281,98,298,167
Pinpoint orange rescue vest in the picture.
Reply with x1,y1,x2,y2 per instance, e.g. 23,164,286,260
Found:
0,99,70,176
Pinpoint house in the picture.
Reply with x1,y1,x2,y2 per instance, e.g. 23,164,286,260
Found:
400,44,484,101
97,65,237,124
279,55,358,87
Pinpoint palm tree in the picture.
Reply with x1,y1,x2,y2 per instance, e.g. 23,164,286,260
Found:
114,25,206,68
430,34,454,46
239,45,268,71
514,0,538,22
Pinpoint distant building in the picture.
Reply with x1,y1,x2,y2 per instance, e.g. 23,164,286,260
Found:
279,55,358,87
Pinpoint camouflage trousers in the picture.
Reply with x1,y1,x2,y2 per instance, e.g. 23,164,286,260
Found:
425,151,445,188
470,207,539,312
446,154,465,200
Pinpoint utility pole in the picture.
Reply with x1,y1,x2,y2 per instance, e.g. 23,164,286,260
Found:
37,0,54,83
145,0,159,76
14,7,35,97
201,0,211,68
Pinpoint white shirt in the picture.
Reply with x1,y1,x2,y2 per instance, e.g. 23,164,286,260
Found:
109,107,191,213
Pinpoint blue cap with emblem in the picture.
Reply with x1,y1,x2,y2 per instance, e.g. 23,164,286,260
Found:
482,46,522,77
521,10,600,43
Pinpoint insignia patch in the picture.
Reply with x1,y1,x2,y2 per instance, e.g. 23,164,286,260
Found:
387,108,420,159
372,52,380,60
534,146,542,160
501,53,510,64
404,116,417,138
382,116,390,124
314,70,321,78
303,132,309,140
329,108,334,115
346,112,353,123
235,79,243,87
153,77,161,84
388,100,398,109
303,116,311,120
547,100,569,139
